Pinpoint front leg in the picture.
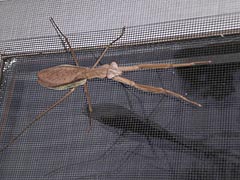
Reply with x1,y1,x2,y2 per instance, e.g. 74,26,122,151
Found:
119,61,211,72
113,76,202,107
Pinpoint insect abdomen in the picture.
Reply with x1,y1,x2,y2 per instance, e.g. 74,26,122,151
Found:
37,65,88,90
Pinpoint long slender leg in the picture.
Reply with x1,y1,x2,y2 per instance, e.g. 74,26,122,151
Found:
51,17,125,69
87,26,125,124
49,17,79,66
50,17,94,128
83,83,93,129
119,61,211,72
0,88,76,153
113,76,202,107
91,27,125,69
86,26,125,127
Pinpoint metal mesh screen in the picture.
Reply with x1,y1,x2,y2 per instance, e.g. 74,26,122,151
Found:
1,13,240,179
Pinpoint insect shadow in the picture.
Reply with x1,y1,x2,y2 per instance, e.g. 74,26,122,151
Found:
45,101,240,178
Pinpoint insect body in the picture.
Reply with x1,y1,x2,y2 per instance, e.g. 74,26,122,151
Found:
37,62,120,90
38,60,211,107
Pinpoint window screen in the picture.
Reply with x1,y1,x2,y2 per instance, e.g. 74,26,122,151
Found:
1,13,240,179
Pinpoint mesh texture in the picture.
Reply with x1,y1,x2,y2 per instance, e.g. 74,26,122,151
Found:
0,12,240,180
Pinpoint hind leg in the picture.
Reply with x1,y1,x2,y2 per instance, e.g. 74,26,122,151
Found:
113,76,202,107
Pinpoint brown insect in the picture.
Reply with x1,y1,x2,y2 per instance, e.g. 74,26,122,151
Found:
0,17,211,152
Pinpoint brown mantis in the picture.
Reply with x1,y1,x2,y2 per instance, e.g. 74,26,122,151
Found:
0,17,211,152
